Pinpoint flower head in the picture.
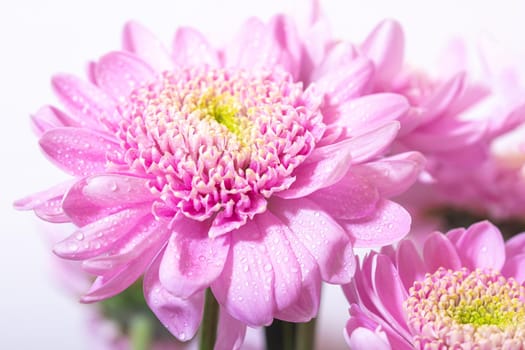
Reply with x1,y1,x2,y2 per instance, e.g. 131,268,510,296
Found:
16,13,421,346
344,221,525,349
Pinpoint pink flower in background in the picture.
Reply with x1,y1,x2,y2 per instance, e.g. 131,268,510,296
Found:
344,221,525,349
15,10,422,347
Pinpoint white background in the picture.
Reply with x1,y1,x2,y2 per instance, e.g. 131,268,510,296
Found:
1,0,524,348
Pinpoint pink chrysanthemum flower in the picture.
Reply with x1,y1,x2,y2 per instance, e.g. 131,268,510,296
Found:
15,14,422,346
344,221,525,349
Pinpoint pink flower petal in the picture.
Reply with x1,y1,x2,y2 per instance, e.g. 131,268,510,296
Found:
62,174,156,226
268,14,302,79
453,221,505,271
94,51,155,102
346,121,400,164
81,251,152,302
317,57,373,106
361,19,404,85
270,197,355,284
371,254,410,337
122,21,174,72
335,93,409,137
172,27,220,68
396,239,425,289
31,105,80,136
420,72,465,121
14,180,74,223
501,254,525,284
351,151,425,198
51,74,119,129
143,247,204,342
81,216,171,275
211,220,274,327
422,231,462,272
53,207,150,260
224,17,281,70
159,217,230,299
39,127,120,176
277,137,354,199
308,171,379,220
341,199,411,248
255,212,302,312
214,306,247,350
311,41,358,82
346,305,412,350
504,233,525,258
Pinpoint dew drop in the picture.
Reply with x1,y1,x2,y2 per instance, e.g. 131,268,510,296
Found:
264,263,273,272
75,233,84,241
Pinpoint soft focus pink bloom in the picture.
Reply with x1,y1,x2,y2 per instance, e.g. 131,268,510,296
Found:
15,11,422,348
344,221,525,349
357,20,525,220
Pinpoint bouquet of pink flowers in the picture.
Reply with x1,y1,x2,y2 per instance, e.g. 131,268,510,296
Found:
14,1,525,349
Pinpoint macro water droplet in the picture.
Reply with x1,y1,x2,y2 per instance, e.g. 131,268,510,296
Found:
264,263,273,272
75,233,84,241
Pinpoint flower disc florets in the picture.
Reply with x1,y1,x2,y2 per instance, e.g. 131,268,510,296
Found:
115,66,324,234
405,267,525,349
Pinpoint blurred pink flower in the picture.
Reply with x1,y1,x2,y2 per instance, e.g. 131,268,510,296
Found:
344,221,525,349
15,11,422,347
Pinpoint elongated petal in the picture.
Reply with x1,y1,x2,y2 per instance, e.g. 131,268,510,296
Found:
269,14,302,78
317,57,373,106
335,93,409,137
502,254,525,283
81,216,171,274
51,74,118,127
214,307,247,350
277,138,354,199
346,121,400,164
39,127,119,176
255,212,302,312
351,152,425,198
224,17,281,69
420,72,465,120
95,51,155,102
396,239,425,290
270,197,355,284
122,21,174,72
423,232,462,272
172,27,220,68
211,220,274,327
311,41,358,82
308,171,379,220
62,174,156,226
505,233,525,257
53,207,149,260
159,217,230,298
372,255,410,337
341,199,411,248
31,105,80,136
14,180,74,223
144,248,204,342
454,221,505,271
361,19,404,84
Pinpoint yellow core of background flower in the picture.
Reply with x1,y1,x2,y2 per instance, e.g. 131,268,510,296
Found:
450,295,525,328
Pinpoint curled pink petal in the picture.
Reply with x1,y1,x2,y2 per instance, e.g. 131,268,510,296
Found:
422,231,462,272
31,105,80,136
214,306,247,350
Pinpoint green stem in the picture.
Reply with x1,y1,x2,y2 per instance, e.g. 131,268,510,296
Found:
130,314,153,350
264,320,296,350
295,318,317,350
199,288,220,350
